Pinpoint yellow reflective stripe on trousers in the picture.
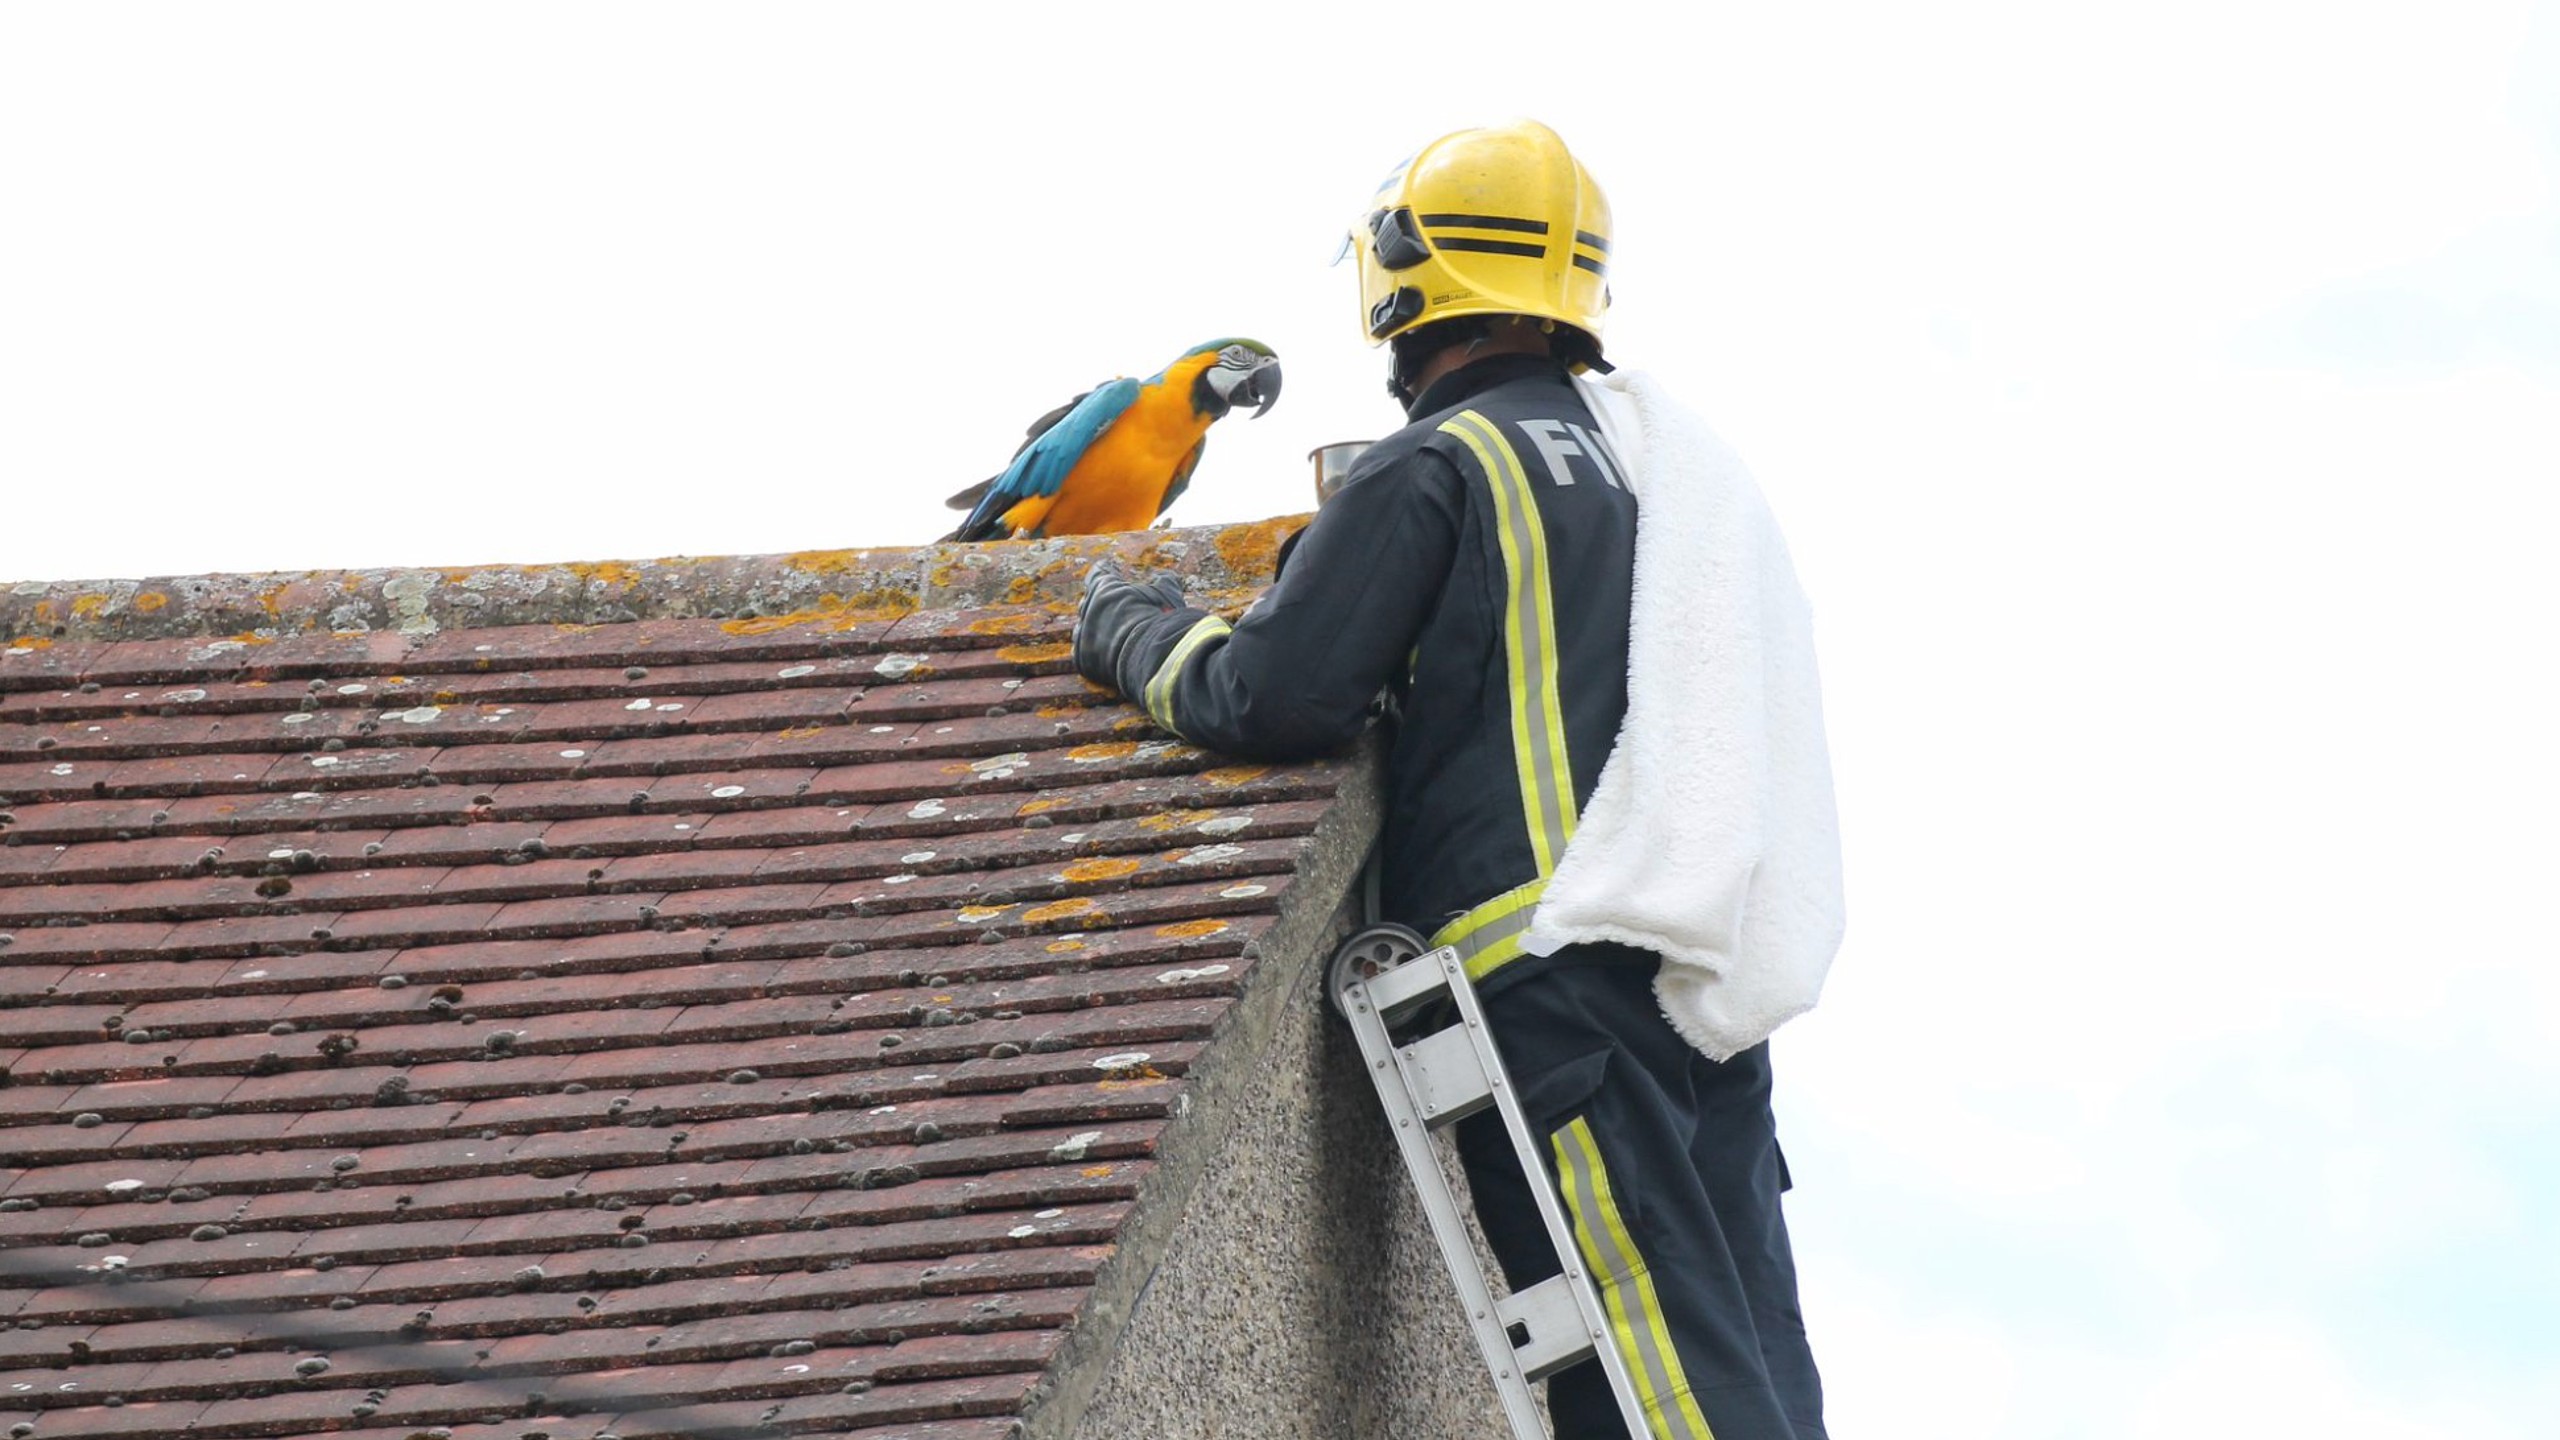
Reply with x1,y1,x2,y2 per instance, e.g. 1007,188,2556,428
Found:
1142,615,1233,732
1554,1117,1718,1440
1438,410,1578,875
1429,878,1546,983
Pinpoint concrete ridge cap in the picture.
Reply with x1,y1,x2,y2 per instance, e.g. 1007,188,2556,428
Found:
0,516,1311,644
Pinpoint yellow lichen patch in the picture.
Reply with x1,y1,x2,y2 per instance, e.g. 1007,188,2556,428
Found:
839,587,919,625
1137,809,1216,833
955,904,1013,924
720,588,918,636
69,594,109,619
776,725,825,740
1214,516,1306,579
1019,797,1068,815
432,690,460,705
1097,1069,1170,1090
30,601,57,626
1065,741,1138,764
1000,575,1040,605
257,585,290,618
1059,857,1143,884
1045,938,1086,953
224,631,274,646
785,549,869,576
1200,765,1269,787
997,642,1072,665
965,613,1039,636
1154,919,1232,940
1024,896,1103,924
727,603,836,636
1080,1164,1116,1178
928,562,961,589
132,592,169,614
1110,715,1154,732
4,636,51,650
551,622,598,634
1034,704,1084,720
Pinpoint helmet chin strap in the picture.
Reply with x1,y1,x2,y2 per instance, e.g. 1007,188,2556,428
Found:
1388,316,1583,411
1386,317,1496,411
1384,343,1434,410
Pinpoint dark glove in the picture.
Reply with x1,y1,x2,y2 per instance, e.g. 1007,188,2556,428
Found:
1073,562,1189,698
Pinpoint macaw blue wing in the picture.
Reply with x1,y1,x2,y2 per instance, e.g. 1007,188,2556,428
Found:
943,391,1090,521
950,377,1140,541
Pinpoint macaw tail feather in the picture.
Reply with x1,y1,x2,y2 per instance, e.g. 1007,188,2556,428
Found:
944,475,1011,542
944,510,1008,544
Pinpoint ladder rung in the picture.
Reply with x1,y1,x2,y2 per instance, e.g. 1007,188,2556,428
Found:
1497,1273,1602,1382
1400,1023,1496,1127
1364,943,1461,1020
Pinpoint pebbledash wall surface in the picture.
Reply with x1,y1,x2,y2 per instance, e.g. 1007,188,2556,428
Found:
0,524,1516,1440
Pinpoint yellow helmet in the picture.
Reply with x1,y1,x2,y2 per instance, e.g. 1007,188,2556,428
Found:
1348,119,1612,350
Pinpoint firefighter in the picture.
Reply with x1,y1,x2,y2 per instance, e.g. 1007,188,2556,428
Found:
1072,120,1828,1440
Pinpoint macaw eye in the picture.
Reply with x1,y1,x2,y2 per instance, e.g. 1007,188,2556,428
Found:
1221,346,1252,366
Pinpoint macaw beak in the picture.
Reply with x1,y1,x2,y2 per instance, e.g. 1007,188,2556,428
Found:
1210,355,1283,418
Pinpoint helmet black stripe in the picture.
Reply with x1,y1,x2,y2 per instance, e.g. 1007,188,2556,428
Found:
1571,254,1608,275
1575,230,1611,253
1420,213,1552,235
1436,236,1548,260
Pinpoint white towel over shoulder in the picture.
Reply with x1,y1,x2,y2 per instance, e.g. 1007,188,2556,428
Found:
1520,369,1846,1060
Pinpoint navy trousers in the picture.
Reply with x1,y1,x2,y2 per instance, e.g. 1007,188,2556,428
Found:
1453,947,1827,1440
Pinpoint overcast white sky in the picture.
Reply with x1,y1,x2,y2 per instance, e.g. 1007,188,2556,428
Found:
6,3,2558,1434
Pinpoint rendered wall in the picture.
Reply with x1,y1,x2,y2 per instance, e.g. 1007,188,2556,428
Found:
1066,956,1520,1439
1025,740,1530,1440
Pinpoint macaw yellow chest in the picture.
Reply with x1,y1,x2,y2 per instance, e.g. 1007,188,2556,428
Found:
1009,383,1213,536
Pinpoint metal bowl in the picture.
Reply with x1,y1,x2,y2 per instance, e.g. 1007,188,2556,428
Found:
1308,441,1373,505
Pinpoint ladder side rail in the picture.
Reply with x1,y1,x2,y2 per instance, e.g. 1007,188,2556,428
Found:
1433,948,1655,1440
1341,976,1552,1440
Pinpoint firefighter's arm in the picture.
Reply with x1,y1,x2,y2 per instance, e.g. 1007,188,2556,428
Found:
1073,453,1463,760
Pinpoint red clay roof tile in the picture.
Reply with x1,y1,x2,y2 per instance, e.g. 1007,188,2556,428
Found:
1,532,1343,1440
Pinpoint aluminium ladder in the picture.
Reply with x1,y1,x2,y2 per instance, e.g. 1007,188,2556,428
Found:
1327,923,1649,1440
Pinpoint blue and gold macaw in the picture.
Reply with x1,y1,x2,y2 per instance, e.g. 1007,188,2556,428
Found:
944,338,1282,541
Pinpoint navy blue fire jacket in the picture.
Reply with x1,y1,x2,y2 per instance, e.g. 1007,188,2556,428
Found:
1088,352,1638,993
